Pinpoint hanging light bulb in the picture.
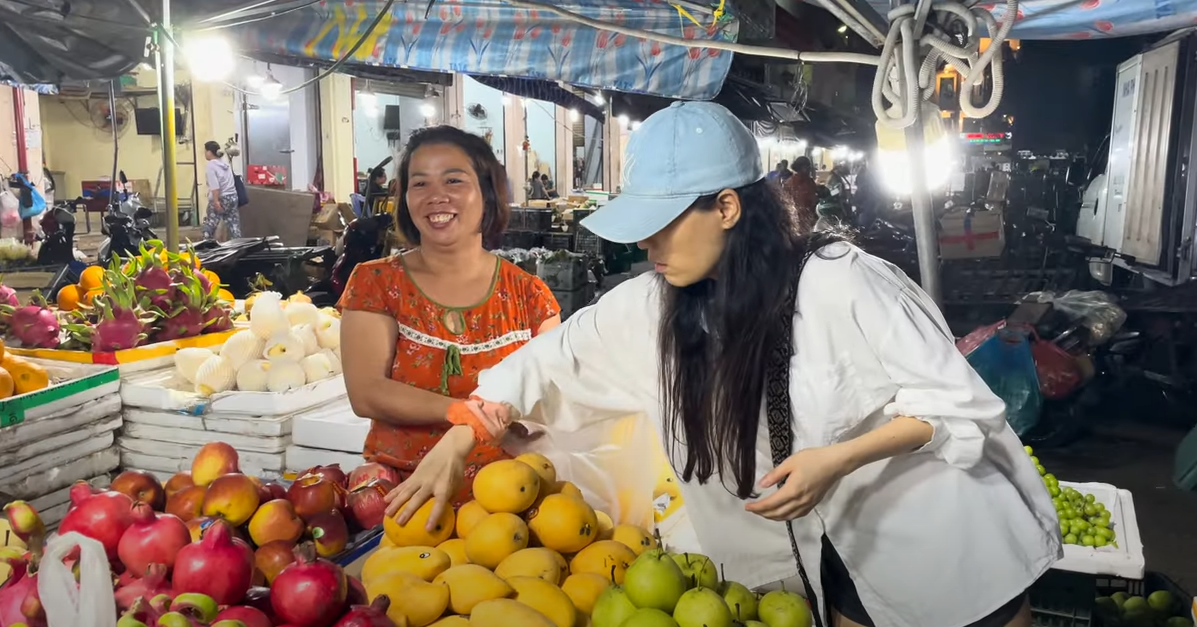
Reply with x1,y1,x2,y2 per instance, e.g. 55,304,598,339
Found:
358,79,378,108
568,109,579,122
260,71,283,101
182,34,236,83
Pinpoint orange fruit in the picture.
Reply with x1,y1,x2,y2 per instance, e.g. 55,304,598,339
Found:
56,284,82,311
217,289,235,303
81,288,103,307
202,269,221,286
79,266,105,291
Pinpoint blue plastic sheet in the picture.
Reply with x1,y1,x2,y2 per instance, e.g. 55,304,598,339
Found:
965,326,1042,436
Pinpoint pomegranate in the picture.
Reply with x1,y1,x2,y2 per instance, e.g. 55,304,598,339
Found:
114,563,172,611
118,502,191,574
58,484,135,564
300,464,348,489
172,516,254,605
270,543,349,627
345,479,394,530
214,605,273,627
0,558,41,627
334,595,396,627
242,587,278,623
346,463,400,491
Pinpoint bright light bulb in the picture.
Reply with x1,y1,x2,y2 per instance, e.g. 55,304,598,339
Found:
260,79,283,101
594,92,606,106
877,137,954,195
796,140,808,151
358,91,377,108
568,109,579,122
420,103,436,118
617,114,629,128
183,34,236,83
246,75,265,88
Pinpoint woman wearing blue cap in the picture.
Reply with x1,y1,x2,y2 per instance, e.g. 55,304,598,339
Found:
383,101,1061,627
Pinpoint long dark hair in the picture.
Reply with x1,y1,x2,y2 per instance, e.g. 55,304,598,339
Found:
659,179,840,499
394,126,510,246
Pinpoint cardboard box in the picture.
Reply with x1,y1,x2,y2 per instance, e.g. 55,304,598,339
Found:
939,207,1005,260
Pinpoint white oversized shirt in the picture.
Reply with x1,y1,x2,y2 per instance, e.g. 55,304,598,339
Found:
475,243,1062,627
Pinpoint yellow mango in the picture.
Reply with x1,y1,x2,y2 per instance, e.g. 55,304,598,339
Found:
432,564,514,615
494,548,568,585
468,599,555,627
506,576,578,627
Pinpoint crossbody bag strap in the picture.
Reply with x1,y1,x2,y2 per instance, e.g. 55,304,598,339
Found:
763,246,825,627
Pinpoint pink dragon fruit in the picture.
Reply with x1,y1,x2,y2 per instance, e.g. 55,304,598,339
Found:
2,291,61,348
153,266,213,342
133,243,177,311
67,266,156,352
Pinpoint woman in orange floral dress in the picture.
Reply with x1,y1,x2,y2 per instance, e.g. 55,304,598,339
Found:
338,126,560,506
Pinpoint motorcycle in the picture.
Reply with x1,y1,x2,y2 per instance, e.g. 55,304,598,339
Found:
304,212,394,307
36,198,81,266
98,171,156,264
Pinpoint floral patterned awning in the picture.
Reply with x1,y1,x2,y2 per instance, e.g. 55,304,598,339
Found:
232,0,740,100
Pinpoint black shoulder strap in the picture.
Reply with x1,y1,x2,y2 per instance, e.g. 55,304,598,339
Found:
764,245,825,627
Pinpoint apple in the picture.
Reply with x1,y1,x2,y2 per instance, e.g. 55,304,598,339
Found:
191,442,240,487
286,475,340,522
110,470,167,511
247,475,272,505
185,516,218,542
254,541,297,585
262,482,287,501
347,576,367,606
346,479,394,530
247,499,305,547
164,472,196,498
201,473,261,526
165,485,207,522
346,462,401,491
299,464,348,489
306,510,349,558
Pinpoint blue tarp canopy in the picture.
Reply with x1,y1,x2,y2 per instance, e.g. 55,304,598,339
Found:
863,0,1197,40
230,0,740,100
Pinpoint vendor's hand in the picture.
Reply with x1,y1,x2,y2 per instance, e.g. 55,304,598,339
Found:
745,445,851,521
384,425,473,527
462,398,516,440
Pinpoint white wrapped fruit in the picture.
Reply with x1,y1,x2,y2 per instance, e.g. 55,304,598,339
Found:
319,306,341,320
263,331,306,363
219,330,266,371
291,323,320,356
267,362,306,393
175,347,216,384
194,355,236,397
285,302,321,327
321,349,343,375
249,292,288,340
300,353,336,384
236,360,272,392
315,314,340,350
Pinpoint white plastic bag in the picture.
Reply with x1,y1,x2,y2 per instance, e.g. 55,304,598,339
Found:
506,413,660,529
38,532,116,627
0,191,19,231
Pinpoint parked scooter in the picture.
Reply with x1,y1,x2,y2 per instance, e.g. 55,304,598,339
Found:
99,171,157,264
36,198,81,266
304,213,394,307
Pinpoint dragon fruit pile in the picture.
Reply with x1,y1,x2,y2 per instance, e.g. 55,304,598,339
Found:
174,292,342,397
49,244,235,353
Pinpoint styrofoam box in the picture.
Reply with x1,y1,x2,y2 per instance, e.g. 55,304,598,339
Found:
121,367,346,417
291,398,370,453
1054,481,1144,579
119,437,285,480
0,394,121,462
0,446,121,502
285,445,365,474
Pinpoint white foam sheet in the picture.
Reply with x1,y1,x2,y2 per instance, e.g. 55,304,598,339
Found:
0,394,122,457
0,448,121,500
123,405,294,438
0,413,123,469
285,445,365,474
1054,481,1145,579
119,436,286,479
291,398,370,453
121,367,346,417
119,422,290,454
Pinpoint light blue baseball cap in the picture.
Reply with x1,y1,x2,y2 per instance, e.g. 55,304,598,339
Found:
580,101,764,244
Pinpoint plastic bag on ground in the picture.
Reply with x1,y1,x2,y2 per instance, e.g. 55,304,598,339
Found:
504,413,659,530
38,532,116,627
1023,290,1127,344
965,326,1043,436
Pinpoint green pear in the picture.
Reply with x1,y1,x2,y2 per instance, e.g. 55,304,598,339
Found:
757,590,812,627
592,585,638,627
625,549,690,613
719,580,759,621
673,587,733,627
744,622,769,627
670,553,719,590
622,608,681,627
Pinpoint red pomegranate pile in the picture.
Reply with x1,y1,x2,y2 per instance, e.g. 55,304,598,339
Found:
0,442,404,627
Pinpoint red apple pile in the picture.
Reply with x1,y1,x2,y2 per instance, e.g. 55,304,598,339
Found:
0,442,405,627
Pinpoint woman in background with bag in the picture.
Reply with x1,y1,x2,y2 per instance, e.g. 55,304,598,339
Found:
202,140,241,241
383,103,1061,627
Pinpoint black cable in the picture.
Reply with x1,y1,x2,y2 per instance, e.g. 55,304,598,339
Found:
192,0,324,32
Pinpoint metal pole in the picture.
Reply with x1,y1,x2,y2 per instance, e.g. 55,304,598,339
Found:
108,81,120,208
154,0,180,253
904,116,942,306
12,87,33,245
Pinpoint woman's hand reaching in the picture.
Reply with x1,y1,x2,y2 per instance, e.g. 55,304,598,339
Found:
745,445,852,521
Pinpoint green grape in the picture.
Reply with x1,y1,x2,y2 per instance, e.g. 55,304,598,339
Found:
1044,473,1058,485
1037,465,1047,476
1094,535,1109,548
1096,527,1114,540
1059,520,1070,535
1063,533,1078,545
1081,535,1096,547
1025,446,1035,455
1048,485,1061,497
1083,504,1098,517
1084,493,1096,504
1030,456,1041,466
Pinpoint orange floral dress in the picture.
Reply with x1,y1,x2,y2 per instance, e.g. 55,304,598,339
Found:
337,254,560,505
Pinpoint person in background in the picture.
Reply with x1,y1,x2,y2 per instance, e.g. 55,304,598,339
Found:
384,102,1059,627
783,156,818,232
529,170,549,200
202,140,241,240
816,160,853,228
338,126,561,505
767,159,792,184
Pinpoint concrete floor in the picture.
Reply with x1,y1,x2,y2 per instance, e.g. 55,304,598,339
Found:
1037,421,1197,595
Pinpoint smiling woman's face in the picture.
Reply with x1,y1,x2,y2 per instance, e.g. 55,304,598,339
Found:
404,143,485,248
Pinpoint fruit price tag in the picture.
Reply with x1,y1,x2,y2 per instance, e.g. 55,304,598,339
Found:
0,397,24,428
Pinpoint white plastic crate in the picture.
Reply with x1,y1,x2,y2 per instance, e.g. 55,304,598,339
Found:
291,398,369,453
285,445,365,475
1053,481,1144,579
121,367,346,417
119,437,285,480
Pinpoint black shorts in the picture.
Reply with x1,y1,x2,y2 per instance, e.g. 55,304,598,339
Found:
820,535,1027,627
